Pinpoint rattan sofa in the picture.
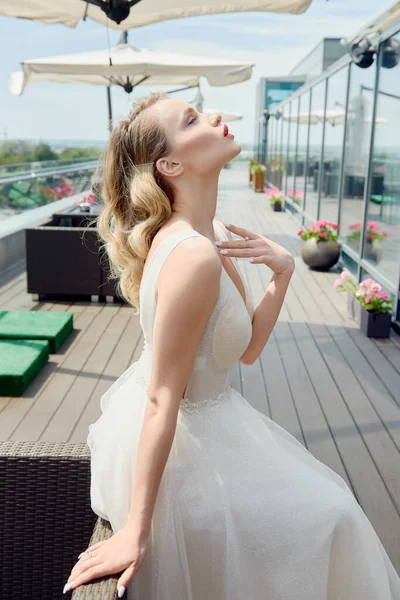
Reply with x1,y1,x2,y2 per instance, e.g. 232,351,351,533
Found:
0,440,124,599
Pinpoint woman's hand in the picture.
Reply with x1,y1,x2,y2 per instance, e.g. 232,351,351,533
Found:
217,224,294,275
63,521,148,598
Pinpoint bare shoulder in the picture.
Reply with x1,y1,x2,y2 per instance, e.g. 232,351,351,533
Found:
156,234,222,302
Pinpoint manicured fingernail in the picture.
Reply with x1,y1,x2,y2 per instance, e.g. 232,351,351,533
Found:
215,241,223,246
78,552,84,559
220,249,228,254
118,585,126,598
249,258,255,262
63,581,74,593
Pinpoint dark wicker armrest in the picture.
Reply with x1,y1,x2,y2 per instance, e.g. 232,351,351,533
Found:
0,440,120,599
72,517,121,599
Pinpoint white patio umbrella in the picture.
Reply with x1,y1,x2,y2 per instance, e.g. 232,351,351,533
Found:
282,112,319,125
0,0,313,29
203,109,243,122
9,41,254,131
188,87,243,121
283,108,387,127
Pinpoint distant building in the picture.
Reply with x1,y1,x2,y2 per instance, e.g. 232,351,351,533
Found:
289,38,349,79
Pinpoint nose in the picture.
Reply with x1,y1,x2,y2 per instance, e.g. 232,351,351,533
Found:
210,113,222,127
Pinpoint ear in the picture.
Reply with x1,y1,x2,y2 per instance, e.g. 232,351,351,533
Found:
156,158,183,178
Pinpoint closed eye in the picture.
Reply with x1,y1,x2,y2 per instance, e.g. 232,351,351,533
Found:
188,116,197,125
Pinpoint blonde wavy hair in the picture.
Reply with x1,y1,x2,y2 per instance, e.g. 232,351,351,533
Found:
94,91,174,315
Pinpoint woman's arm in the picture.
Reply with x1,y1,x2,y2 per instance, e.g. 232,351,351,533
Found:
126,236,222,541
214,220,294,366
239,269,293,366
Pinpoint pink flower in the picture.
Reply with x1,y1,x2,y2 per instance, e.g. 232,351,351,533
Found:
360,278,374,289
365,295,371,304
355,290,362,297
297,230,304,236
366,233,372,239
333,279,342,289
320,232,327,238
367,221,378,228
341,270,350,280
371,283,382,292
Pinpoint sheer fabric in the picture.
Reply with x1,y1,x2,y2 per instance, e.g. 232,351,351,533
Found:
87,222,400,599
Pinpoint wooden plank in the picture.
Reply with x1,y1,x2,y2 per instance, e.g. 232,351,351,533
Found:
308,321,400,568
71,307,144,443
0,304,101,441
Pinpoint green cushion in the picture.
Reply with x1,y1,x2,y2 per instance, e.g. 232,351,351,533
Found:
370,194,400,205
0,339,50,397
0,311,73,353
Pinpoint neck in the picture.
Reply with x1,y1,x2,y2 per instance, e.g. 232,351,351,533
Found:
168,172,219,242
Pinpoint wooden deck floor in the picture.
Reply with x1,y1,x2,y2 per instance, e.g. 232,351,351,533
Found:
1,162,400,571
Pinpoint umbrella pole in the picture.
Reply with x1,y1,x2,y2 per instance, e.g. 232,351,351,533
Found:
107,86,113,133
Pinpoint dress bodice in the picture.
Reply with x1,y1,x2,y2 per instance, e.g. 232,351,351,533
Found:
132,222,254,413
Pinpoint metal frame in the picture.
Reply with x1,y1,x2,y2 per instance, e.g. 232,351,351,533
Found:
316,78,329,221
302,89,313,221
336,64,352,232
356,47,381,282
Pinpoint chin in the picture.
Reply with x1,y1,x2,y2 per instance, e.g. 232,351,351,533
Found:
226,140,242,162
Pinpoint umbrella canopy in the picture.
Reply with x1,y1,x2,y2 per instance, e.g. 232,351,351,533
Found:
283,108,387,127
9,43,254,96
282,112,319,125
0,0,313,29
203,109,243,122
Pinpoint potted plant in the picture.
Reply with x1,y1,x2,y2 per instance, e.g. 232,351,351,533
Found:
73,192,96,213
287,188,303,206
265,187,284,212
250,162,266,192
333,273,392,338
297,220,340,270
346,221,388,263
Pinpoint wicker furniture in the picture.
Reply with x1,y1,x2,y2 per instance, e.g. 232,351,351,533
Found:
0,440,122,599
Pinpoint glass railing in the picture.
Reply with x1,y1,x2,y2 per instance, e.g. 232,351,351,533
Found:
0,160,98,221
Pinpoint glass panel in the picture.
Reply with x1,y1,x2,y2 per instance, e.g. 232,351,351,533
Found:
363,32,400,288
341,252,358,279
294,91,310,209
282,104,290,196
340,61,376,255
0,162,97,219
286,98,299,216
319,66,349,225
306,82,326,219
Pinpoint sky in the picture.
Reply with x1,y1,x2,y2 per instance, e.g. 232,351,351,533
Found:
0,0,389,145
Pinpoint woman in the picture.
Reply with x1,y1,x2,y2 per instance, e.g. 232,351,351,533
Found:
63,92,400,599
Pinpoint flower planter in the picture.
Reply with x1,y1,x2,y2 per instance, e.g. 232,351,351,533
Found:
272,202,282,212
301,238,340,270
359,306,392,338
252,171,265,193
364,241,382,263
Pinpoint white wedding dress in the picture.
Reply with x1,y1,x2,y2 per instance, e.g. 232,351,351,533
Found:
87,222,400,599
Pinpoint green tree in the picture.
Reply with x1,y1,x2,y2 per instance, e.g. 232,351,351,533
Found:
58,146,101,160
33,142,58,162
